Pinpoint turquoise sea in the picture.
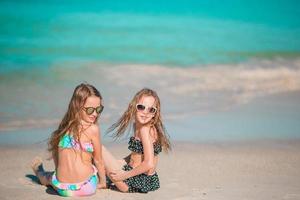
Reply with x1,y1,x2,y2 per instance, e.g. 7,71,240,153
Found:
1,0,300,68
1,0,300,144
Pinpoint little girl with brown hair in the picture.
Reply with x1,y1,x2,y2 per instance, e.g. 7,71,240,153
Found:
31,83,106,197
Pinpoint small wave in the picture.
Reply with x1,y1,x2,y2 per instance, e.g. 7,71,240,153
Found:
1,58,300,130
103,58,300,105
0,115,113,132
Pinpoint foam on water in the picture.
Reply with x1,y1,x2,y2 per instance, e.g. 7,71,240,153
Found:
1,1,300,142
1,58,300,133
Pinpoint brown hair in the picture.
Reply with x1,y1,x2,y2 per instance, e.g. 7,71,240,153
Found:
48,83,102,160
108,88,171,152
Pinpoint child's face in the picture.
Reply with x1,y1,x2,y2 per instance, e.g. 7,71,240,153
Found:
135,95,157,125
81,96,101,124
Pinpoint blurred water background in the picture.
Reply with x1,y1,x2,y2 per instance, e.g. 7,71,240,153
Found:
1,0,300,144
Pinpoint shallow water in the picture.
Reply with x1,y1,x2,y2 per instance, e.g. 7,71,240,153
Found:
1,0,300,144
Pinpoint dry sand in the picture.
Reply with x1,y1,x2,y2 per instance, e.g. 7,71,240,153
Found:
0,140,300,200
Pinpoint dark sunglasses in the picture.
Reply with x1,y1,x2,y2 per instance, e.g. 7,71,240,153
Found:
83,106,104,115
136,104,157,114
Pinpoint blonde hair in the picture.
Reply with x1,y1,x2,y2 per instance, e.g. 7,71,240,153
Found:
108,88,171,152
48,83,102,160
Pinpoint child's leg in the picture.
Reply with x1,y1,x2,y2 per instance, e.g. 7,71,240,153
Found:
31,157,53,186
102,145,129,192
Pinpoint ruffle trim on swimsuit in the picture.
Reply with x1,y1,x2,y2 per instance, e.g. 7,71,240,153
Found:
123,164,160,193
128,137,162,156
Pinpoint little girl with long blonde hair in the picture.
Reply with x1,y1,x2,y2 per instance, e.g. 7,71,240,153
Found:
102,88,171,193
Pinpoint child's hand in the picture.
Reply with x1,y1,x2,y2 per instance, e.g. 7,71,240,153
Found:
110,170,128,182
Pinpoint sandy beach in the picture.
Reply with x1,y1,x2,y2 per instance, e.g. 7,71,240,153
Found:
1,1,300,199
0,140,299,200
